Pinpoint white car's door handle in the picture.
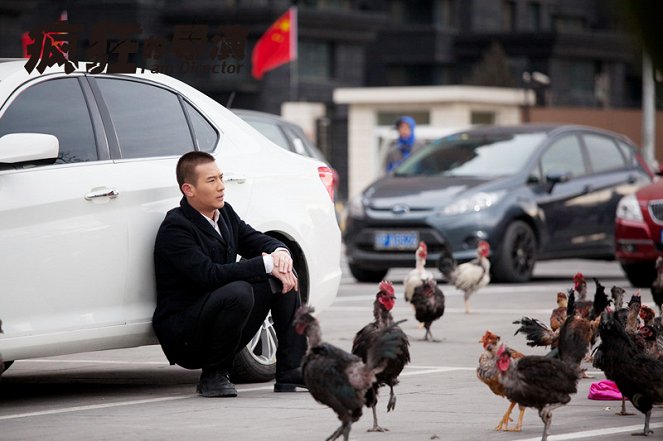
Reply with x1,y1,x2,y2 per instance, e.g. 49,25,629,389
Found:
225,174,247,184
85,188,119,200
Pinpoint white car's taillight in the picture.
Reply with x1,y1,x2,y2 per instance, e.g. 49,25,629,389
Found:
318,166,335,201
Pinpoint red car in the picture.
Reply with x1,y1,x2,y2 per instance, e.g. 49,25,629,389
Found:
615,178,663,286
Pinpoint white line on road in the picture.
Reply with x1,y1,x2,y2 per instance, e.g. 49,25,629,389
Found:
327,306,552,315
514,422,663,440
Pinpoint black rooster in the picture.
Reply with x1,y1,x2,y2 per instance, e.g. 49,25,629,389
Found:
651,256,663,315
593,312,663,435
410,278,445,341
352,280,411,432
495,344,580,441
294,306,406,441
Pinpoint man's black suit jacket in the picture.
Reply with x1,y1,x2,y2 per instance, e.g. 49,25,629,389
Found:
152,197,286,363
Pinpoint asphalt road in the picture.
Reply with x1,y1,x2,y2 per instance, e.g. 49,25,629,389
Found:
1,258,661,441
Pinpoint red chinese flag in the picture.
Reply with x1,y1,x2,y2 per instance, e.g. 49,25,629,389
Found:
251,7,297,80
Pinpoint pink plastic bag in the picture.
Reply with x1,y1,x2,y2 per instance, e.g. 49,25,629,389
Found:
587,380,623,400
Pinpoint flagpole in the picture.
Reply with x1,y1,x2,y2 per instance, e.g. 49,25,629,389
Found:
290,6,298,102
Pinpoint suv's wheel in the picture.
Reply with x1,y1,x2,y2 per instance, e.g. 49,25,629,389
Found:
231,313,277,383
492,221,536,283
348,264,388,283
621,262,656,288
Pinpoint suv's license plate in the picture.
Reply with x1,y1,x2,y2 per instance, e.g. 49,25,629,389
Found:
374,231,419,250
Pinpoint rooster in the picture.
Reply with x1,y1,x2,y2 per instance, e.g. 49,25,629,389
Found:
352,281,410,432
573,272,588,300
495,344,580,441
293,306,406,441
549,292,568,332
438,240,490,314
593,311,663,436
477,331,526,432
651,256,663,315
611,285,627,310
410,278,445,341
403,242,435,303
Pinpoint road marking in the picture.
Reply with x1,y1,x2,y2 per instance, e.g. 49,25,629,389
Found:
0,367,479,420
514,422,663,440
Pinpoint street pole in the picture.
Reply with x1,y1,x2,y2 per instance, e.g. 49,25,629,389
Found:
642,52,656,170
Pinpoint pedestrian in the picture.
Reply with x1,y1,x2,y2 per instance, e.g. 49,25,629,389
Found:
384,116,425,173
152,151,307,397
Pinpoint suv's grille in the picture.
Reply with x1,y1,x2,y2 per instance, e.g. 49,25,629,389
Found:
648,200,663,224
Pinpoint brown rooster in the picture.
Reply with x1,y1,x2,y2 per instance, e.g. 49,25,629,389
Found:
640,304,656,326
294,306,406,441
593,311,663,436
352,281,411,432
403,242,435,303
651,256,663,315
410,278,445,341
438,240,490,314
477,331,526,432
550,292,568,332
495,344,580,441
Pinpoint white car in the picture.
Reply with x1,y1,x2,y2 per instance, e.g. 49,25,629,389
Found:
0,59,342,382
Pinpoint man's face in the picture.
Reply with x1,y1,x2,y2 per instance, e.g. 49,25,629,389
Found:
397,122,411,139
182,161,225,216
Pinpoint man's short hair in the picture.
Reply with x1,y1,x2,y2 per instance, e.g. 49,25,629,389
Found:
176,151,215,192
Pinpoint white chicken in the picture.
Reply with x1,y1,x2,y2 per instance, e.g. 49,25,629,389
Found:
403,241,435,303
438,240,490,314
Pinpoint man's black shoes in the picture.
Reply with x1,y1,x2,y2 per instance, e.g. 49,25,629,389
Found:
274,367,307,392
197,368,237,398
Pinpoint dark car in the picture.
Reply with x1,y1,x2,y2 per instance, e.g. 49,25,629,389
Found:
615,179,663,286
344,124,653,283
232,109,338,197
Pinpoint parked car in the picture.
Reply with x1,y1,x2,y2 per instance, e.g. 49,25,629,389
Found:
0,60,342,381
344,124,652,283
615,178,663,286
232,108,338,198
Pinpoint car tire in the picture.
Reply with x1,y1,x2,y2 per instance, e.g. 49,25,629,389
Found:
348,264,388,283
492,221,536,283
620,262,656,288
231,313,277,384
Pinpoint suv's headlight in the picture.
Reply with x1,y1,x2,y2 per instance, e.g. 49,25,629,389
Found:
441,191,506,216
348,195,366,218
616,193,644,222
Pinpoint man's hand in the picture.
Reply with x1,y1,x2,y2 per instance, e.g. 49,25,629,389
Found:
263,251,298,293
271,249,293,274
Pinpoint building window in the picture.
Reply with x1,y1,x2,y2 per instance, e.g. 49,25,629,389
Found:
528,2,541,30
471,111,495,125
389,0,434,25
554,15,586,32
299,41,333,80
502,0,517,31
435,0,456,28
377,111,430,126
299,0,351,10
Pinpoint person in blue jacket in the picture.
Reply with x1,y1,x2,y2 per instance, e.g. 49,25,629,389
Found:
384,116,425,173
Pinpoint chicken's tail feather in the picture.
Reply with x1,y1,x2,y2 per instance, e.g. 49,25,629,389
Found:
438,249,457,281
513,317,555,347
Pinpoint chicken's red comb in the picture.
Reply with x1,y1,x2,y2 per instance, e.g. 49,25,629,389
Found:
419,241,427,251
496,343,506,356
378,280,395,295
573,272,585,283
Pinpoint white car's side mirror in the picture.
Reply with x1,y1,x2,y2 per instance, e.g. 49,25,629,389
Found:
0,133,59,164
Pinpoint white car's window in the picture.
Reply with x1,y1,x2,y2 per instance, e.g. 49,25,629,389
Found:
184,101,219,153
541,135,586,177
584,134,626,172
0,78,97,164
96,78,194,158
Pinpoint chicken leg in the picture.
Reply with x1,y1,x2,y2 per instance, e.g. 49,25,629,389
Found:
387,385,397,412
633,410,654,436
616,397,635,416
495,401,516,431
539,403,562,441
367,405,388,432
